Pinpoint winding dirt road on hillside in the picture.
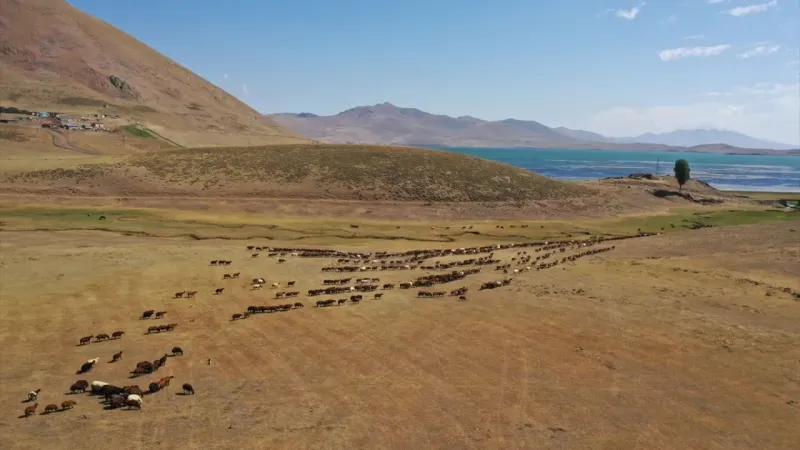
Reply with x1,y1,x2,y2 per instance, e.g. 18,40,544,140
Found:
43,128,100,155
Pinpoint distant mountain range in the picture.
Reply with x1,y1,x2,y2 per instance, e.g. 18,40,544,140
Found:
270,103,798,154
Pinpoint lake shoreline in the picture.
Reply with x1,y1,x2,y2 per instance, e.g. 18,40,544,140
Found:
434,147,800,194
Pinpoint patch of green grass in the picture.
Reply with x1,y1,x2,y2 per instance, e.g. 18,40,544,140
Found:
586,208,800,236
1,205,796,245
120,125,156,139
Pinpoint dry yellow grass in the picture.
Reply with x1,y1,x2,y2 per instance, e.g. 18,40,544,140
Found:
0,144,593,203
0,219,798,449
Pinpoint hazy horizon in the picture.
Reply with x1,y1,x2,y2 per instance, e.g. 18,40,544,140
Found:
69,0,800,145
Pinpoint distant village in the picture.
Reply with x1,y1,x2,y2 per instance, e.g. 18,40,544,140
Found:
0,107,119,132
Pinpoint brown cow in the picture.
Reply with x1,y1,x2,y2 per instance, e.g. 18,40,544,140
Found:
44,404,59,414
214,288,224,295
23,403,38,417
79,336,92,345
61,400,77,410
111,351,123,362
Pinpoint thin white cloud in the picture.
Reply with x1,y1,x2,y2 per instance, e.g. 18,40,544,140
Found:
242,84,249,95
616,2,646,20
684,34,705,40
738,45,781,58
727,0,778,17
708,91,733,96
659,44,731,61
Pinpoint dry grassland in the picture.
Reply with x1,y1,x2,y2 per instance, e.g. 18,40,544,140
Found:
0,212,798,449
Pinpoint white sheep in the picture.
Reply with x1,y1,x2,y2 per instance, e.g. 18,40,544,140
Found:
126,394,143,403
271,282,279,288
86,357,99,365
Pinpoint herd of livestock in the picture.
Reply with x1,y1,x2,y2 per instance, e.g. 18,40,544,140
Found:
21,231,658,418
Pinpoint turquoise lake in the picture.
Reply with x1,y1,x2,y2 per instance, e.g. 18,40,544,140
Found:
433,147,800,193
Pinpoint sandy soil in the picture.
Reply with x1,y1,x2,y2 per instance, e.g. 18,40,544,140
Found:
0,222,797,450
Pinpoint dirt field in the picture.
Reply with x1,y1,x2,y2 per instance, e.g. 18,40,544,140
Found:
1,213,798,449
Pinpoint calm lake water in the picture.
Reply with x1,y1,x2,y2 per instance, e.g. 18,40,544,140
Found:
434,147,800,193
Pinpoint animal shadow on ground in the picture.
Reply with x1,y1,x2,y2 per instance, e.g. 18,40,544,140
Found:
175,392,191,396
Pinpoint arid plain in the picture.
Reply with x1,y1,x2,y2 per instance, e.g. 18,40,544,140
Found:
1,133,799,450
1,0,799,447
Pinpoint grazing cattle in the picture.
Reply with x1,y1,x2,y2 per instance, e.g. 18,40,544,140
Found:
23,403,38,417
223,273,232,279
61,400,77,410
251,253,259,258
337,299,347,306
78,360,97,374
90,381,109,394
182,383,195,395
232,272,240,278
44,404,59,414
374,293,384,299
147,326,160,334
210,260,218,266
111,331,125,339
148,382,160,394
214,288,224,295
28,389,41,402
141,310,155,319
287,280,296,286
131,363,152,377
79,335,92,345
174,291,186,298
101,385,125,400
232,313,243,320
459,295,467,301
155,311,166,319
109,394,126,409
278,258,286,264
171,347,184,356
95,333,110,341
126,394,143,409
294,302,304,308
186,290,198,298
111,351,123,362
123,385,144,396
70,380,89,393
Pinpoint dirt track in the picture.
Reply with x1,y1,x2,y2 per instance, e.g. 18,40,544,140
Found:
0,222,797,449
43,128,100,155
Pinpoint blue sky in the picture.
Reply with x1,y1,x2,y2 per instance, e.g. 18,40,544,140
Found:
69,0,799,144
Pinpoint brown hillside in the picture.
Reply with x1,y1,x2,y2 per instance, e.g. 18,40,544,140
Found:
0,0,307,147
0,144,593,202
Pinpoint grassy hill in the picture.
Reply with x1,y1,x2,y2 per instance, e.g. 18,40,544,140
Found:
1,144,592,202
0,0,307,147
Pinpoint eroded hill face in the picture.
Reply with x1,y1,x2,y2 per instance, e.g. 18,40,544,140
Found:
0,0,306,147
